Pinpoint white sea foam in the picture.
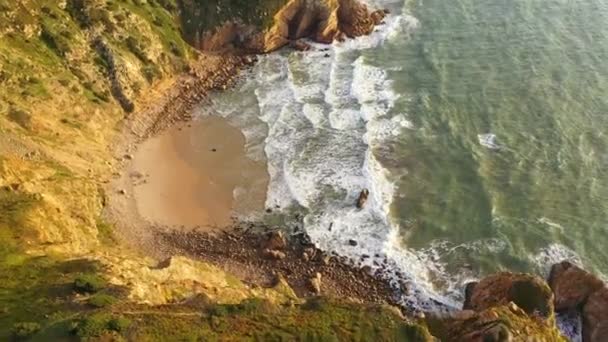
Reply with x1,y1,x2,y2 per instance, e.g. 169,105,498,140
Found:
478,133,500,150
532,243,583,277
195,1,466,314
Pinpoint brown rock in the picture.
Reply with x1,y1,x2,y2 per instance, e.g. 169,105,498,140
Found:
549,261,605,311
302,251,310,262
464,272,554,319
427,305,565,342
583,287,608,342
320,255,331,266
262,0,386,52
265,231,287,250
289,40,312,51
370,10,386,25
356,189,369,209
309,272,322,294
263,249,286,260
463,281,478,309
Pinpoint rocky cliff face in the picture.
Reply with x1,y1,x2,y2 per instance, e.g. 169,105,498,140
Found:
260,0,387,52
180,0,387,53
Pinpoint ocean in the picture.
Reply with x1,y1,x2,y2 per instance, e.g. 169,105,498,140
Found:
197,0,608,314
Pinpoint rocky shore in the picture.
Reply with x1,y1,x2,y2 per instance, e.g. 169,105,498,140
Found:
155,225,397,305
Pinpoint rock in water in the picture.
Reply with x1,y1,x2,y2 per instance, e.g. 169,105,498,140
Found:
549,261,605,311
583,287,608,342
356,189,370,209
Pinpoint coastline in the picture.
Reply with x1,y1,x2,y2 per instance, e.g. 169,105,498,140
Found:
102,50,402,308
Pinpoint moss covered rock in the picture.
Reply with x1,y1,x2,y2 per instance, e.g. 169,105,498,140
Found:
428,304,566,342
464,272,554,320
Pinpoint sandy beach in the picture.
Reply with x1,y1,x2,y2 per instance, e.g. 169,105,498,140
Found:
131,116,268,230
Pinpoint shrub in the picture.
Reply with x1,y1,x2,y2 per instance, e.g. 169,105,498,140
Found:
87,293,117,308
74,314,130,338
74,273,106,293
11,322,41,340
7,107,32,130
108,316,131,332
40,23,71,57
74,314,109,338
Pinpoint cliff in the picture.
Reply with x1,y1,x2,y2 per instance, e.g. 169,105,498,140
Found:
179,0,387,52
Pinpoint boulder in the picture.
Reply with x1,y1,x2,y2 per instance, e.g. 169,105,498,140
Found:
309,272,322,294
289,40,312,51
464,272,554,319
548,261,604,311
265,231,287,250
264,249,286,260
583,287,608,342
356,189,369,209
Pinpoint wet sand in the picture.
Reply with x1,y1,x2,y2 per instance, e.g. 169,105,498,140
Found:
130,116,268,230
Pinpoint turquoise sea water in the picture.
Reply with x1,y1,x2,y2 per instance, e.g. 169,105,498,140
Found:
205,0,608,309
380,0,608,277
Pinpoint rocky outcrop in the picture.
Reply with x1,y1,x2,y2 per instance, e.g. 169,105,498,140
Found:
185,0,386,53
429,304,567,342
261,0,386,52
583,288,608,342
548,261,608,342
93,37,135,113
463,272,554,320
428,272,566,341
549,261,605,311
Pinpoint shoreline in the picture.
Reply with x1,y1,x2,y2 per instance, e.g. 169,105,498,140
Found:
102,51,402,308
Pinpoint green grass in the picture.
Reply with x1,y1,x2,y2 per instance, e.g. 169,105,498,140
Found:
0,188,101,340
74,274,107,294
125,298,432,341
87,293,118,308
